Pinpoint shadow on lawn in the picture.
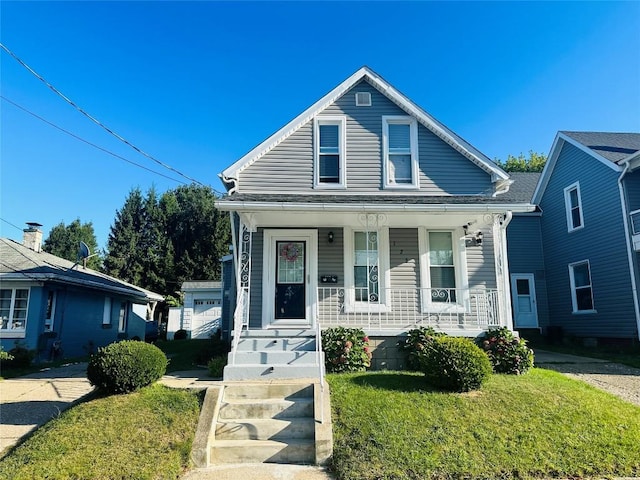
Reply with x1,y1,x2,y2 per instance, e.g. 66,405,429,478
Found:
348,372,437,393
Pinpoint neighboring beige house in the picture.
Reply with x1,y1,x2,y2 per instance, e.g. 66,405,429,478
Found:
166,281,222,339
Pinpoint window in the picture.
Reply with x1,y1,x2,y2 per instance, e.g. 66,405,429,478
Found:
419,229,469,312
564,182,584,231
355,92,371,106
344,227,390,312
118,301,128,332
569,261,595,313
0,288,29,334
314,116,346,187
194,299,221,314
383,116,418,188
103,297,112,326
44,291,56,332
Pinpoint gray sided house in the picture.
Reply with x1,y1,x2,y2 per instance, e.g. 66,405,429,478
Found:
216,67,535,380
531,131,640,342
0,225,163,359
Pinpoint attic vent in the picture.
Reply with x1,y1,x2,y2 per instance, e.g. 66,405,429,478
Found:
355,92,371,106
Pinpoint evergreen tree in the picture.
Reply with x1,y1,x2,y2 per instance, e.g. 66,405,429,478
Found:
496,151,547,172
43,219,101,270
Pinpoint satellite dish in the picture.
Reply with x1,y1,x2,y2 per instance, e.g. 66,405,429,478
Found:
78,241,91,260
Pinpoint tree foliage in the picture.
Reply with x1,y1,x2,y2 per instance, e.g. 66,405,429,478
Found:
495,151,547,172
103,184,231,297
43,219,101,269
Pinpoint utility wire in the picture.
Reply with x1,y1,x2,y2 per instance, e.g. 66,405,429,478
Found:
1,217,24,231
1,95,186,185
0,42,206,187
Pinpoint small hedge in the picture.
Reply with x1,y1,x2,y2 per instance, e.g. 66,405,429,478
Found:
478,327,535,375
400,326,446,371
322,327,372,373
87,340,168,394
207,356,227,378
417,336,492,392
173,329,188,340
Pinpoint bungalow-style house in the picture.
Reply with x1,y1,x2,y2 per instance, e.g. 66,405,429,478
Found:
530,131,640,343
0,224,163,359
216,66,535,379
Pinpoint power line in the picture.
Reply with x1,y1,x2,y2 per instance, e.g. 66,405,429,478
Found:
1,218,24,231
0,42,207,187
1,95,186,185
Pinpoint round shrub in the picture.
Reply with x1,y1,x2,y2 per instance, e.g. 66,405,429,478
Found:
5,345,35,368
173,329,188,340
322,327,372,373
417,336,492,392
400,326,446,371
478,327,534,375
207,356,227,378
87,340,168,394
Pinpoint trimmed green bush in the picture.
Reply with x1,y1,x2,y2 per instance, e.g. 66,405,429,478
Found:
207,356,227,378
87,340,168,394
478,327,535,374
400,326,446,371
417,336,492,392
173,329,188,340
322,327,372,373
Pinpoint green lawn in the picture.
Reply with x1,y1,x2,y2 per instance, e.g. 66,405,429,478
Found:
0,385,201,480
328,369,640,480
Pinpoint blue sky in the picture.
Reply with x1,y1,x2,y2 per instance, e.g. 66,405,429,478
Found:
1,1,639,250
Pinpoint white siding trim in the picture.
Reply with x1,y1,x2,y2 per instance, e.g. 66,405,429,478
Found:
568,260,596,314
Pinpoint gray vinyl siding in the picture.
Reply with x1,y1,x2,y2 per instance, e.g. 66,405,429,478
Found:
389,229,419,288
318,227,344,287
507,215,549,327
539,141,637,338
239,79,493,194
465,226,496,288
623,170,640,212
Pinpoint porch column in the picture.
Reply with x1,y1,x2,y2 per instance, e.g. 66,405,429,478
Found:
231,213,256,331
491,213,514,330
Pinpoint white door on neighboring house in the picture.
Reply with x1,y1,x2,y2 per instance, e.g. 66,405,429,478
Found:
511,274,538,328
262,229,318,328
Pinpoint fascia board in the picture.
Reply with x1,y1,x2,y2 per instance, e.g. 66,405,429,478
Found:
215,200,536,214
221,66,507,183
559,132,622,171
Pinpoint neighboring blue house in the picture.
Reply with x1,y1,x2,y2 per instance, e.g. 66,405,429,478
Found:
530,131,640,343
0,224,164,359
216,66,536,379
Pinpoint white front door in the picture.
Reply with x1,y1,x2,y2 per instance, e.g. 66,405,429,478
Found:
262,229,317,328
511,274,538,328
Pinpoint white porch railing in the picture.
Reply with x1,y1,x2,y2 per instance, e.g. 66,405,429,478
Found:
317,287,501,331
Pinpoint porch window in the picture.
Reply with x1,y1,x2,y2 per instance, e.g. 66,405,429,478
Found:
344,227,390,311
383,116,418,188
419,228,469,312
564,182,584,232
0,288,29,334
569,260,595,313
314,116,346,187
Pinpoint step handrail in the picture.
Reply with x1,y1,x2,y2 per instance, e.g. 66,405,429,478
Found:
316,321,325,424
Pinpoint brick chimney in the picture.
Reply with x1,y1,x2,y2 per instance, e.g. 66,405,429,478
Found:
23,222,43,252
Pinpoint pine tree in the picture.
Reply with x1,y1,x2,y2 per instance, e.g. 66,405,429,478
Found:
43,219,102,270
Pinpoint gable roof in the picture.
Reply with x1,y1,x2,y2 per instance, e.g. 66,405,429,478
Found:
498,172,541,203
532,131,640,204
181,280,222,291
219,66,508,188
0,238,163,302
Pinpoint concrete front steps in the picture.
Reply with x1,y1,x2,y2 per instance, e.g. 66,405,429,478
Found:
224,329,323,381
190,381,332,466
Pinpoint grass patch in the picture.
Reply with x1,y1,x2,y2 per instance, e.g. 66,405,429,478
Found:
0,385,201,480
328,369,640,480
155,339,211,372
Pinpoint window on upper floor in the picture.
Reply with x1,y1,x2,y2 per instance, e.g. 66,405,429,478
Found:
564,182,584,232
314,116,346,188
569,260,595,313
419,229,469,312
0,288,29,335
383,116,419,189
343,227,390,312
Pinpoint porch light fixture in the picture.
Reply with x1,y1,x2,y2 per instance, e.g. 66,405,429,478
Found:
475,231,483,245
328,231,334,243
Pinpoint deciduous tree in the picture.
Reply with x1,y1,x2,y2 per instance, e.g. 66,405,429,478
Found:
43,219,101,270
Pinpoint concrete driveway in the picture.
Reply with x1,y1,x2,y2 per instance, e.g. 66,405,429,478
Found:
0,362,94,455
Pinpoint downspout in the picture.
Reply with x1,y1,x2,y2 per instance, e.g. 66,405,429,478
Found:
617,161,640,341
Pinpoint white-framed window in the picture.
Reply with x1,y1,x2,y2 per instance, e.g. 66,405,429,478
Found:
418,228,469,312
383,116,419,188
314,116,346,188
0,288,30,335
564,182,584,232
343,227,390,312
44,290,56,332
569,260,595,313
194,298,221,314
118,301,129,332
355,91,371,107
103,297,112,326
